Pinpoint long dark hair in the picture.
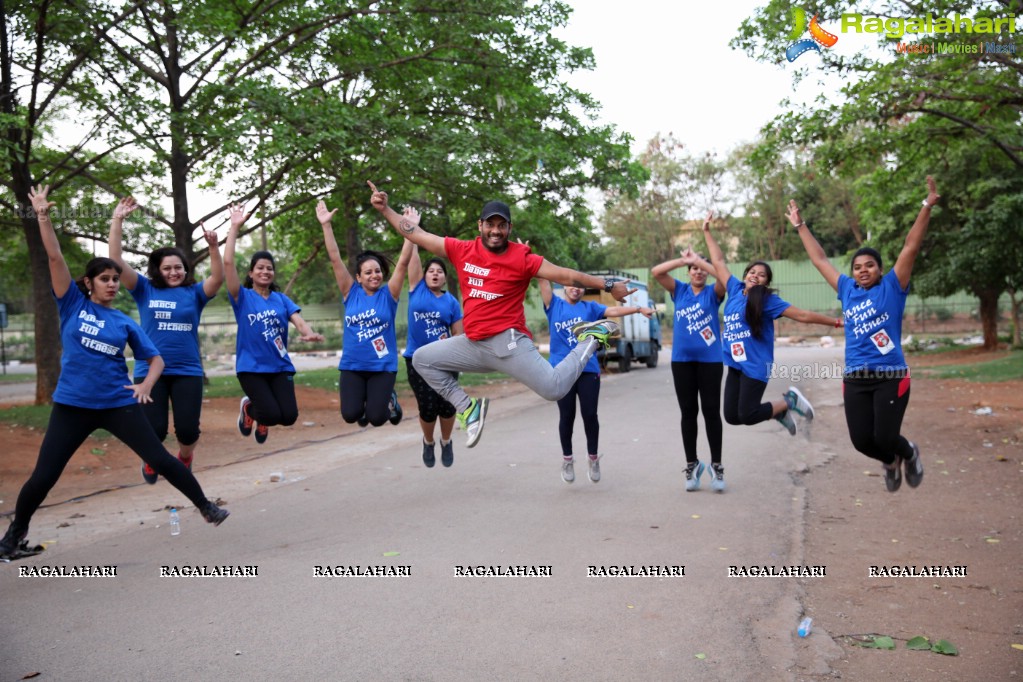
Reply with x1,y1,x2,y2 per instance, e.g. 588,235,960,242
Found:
77,257,122,296
743,260,776,340
147,247,196,288
355,250,391,280
244,250,280,291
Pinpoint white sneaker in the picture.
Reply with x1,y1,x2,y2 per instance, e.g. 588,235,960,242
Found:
587,455,601,483
561,458,575,484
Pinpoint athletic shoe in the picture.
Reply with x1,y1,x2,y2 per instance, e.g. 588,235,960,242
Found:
238,397,254,437
0,522,28,559
440,440,454,468
684,460,705,492
884,462,902,492
561,458,575,484
587,455,601,483
178,453,193,471
141,462,158,485
710,463,726,492
571,319,621,349
389,391,403,425
422,440,436,468
357,415,369,427
774,409,797,436
199,501,230,526
254,423,269,444
904,441,924,488
785,386,815,422
458,397,489,448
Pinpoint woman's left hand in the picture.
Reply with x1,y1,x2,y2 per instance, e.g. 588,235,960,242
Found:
299,332,325,343
126,384,154,404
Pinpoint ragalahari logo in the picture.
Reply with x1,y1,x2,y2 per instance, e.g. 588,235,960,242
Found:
785,9,839,62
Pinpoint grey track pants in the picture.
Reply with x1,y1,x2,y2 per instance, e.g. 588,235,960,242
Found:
411,329,598,413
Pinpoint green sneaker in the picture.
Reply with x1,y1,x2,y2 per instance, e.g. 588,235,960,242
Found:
458,397,489,448
774,410,797,436
570,319,621,349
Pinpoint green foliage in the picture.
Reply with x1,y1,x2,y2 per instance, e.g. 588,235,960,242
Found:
922,350,1023,382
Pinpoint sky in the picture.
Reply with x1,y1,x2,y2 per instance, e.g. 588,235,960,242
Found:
555,0,836,158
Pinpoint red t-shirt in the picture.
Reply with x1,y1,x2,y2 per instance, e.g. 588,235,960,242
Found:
445,237,544,340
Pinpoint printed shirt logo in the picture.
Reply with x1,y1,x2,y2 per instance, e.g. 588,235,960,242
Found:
730,341,748,362
870,328,896,355
786,10,839,62
700,327,716,346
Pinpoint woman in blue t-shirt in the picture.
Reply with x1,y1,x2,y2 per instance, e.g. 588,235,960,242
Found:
539,278,654,485
225,204,324,444
701,221,840,462
788,176,939,492
1,186,228,561
652,216,726,491
108,197,224,483
317,200,411,428
404,242,463,467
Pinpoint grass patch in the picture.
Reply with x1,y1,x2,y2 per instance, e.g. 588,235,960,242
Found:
0,404,51,430
922,351,1023,382
0,373,35,383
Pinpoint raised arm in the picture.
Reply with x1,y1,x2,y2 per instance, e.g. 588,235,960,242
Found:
368,181,447,258
389,233,414,300
787,199,840,292
605,303,655,319
781,305,843,329
650,255,681,295
107,197,140,290
222,203,248,300
893,175,939,290
201,225,225,297
534,261,636,303
701,212,731,292
29,185,72,298
316,200,355,298
407,240,423,290
537,277,554,307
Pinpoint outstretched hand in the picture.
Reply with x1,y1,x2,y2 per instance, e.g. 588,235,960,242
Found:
229,203,251,230
201,223,218,247
28,184,56,215
299,331,325,343
610,280,638,304
924,175,940,207
125,383,153,404
113,196,139,220
316,200,338,226
786,199,803,228
703,210,713,231
678,247,697,266
367,181,388,211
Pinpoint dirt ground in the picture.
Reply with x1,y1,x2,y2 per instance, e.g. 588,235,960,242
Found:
1,349,1021,680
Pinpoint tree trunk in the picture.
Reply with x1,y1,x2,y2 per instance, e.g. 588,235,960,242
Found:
1008,287,1022,349
975,287,1001,350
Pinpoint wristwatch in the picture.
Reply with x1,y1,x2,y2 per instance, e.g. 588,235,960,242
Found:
603,278,615,292
922,199,932,208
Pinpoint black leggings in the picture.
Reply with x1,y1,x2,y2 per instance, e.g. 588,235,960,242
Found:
237,372,298,427
405,357,457,423
723,367,774,426
13,403,208,531
340,370,396,427
671,361,723,464
135,374,204,445
843,376,913,465
557,372,600,457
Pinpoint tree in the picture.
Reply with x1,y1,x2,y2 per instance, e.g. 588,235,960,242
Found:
734,0,1023,347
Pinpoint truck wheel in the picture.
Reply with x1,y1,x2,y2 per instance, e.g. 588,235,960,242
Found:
645,346,659,368
618,345,632,373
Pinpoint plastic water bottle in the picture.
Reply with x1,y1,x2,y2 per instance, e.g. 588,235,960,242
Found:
169,508,181,536
797,617,813,637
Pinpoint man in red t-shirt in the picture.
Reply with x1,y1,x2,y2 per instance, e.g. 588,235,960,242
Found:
369,181,634,449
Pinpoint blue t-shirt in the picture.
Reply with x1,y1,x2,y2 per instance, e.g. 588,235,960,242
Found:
229,287,300,374
839,270,909,374
720,275,791,383
545,296,608,375
129,275,212,378
670,280,724,363
403,280,462,358
52,286,160,409
340,283,400,372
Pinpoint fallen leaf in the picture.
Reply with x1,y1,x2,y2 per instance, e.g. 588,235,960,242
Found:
691,514,700,519
931,639,958,656
90,448,105,456
382,551,400,557
985,538,1000,544
1011,643,1023,650
906,636,930,650
694,653,706,660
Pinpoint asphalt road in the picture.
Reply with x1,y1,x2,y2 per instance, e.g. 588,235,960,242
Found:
0,346,842,681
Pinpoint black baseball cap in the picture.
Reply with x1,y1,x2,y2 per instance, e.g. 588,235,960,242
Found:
480,200,511,223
